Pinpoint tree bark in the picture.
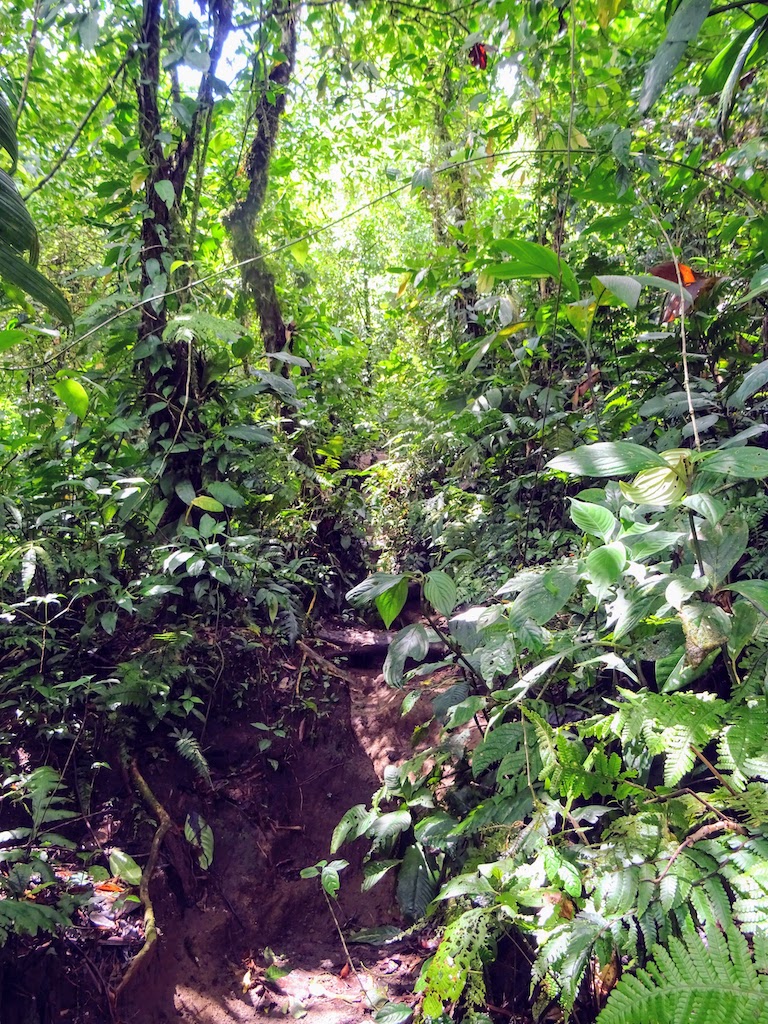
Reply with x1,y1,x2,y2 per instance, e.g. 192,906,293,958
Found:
134,0,233,511
224,9,298,375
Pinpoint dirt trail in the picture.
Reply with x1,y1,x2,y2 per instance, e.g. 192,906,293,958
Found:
119,646,434,1024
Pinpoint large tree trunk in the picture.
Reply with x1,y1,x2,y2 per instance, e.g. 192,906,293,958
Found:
224,9,297,375
431,66,482,341
135,0,232,517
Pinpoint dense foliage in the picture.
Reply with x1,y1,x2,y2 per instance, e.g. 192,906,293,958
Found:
4,0,768,1019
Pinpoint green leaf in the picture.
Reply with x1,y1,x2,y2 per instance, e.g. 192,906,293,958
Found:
383,624,429,687
486,239,579,299
700,447,768,479
682,493,726,524
362,859,401,891
411,167,433,191
154,179,176,210
726,580,768,618
206,481,245,508
374,1003,413,1024
0,329,28,352
701,25,756,94
444,695,485,730
585,542,626,588
347,573,408,607
593,274,642,309
696,517,748,588
396,843,438,920
52,378,89,418
0,239,72,324
175,480,196,505
222,424,272,444
424,570,457,616
101,611,118,634
320,859,348,899
0,169,39,260
0,94,18,174
619,467,686,507
331,805,377,854
109,849,143,886
190,495,224,512
727,358,768,410
639,0,713,115
290,238,309,264
376,576,409,628
369,809,411,850
717,16,768,138
184,813,214,869
506,569,577,626
548,442,667,477
569,498,617,541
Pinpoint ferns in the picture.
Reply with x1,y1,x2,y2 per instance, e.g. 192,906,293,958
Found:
171,727,212,787
597,926,768,1024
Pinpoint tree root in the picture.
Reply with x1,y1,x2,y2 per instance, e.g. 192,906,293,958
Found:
111,754,173,1012
296,639,359,685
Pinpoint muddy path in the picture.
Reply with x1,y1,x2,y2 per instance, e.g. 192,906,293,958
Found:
114,634,437,1024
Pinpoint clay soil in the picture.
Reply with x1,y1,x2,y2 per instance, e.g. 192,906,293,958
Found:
121,660,429,1024
1,628,444,1024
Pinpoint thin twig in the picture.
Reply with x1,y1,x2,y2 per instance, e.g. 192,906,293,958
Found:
655,819,746,884
23,50,135,201
16,0,42,124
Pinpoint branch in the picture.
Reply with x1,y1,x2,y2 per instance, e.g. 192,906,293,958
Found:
170,0,233,195
655,819,746,884
16,0,42,124
296,639,358,685
23,49,135,201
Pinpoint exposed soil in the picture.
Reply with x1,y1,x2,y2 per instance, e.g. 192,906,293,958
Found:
122,679,414,1022
12,623,446,1024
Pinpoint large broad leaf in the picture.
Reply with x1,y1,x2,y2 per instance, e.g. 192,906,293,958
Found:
0,94,17,173
383,623,429,687
487,239,579,299
424,569,457,616
699,447,768,480
700,24,765,94
639,0,713,114
726,580,768,618
53,378,89,419
619,467,686,507
396,843,438,920
592,274,642,309
508,568,577,627
206,480,245,508
377,576,409,628
548,442,667,477
222,424,272,444
696,517,748,588
585,542,626,589
717,16,768,138
0,169,38,260
347,572,407,607
726,359,768,410
374,1003,413,1024
569,497,617,541
0,239,72,324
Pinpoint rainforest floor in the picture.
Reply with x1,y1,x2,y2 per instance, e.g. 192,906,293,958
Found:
1,622,458,1024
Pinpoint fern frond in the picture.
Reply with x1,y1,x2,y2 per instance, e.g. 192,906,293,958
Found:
597,926,768,1024
171,727,212,788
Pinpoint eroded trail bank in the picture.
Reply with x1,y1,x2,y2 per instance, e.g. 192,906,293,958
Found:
115,631,433,1024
